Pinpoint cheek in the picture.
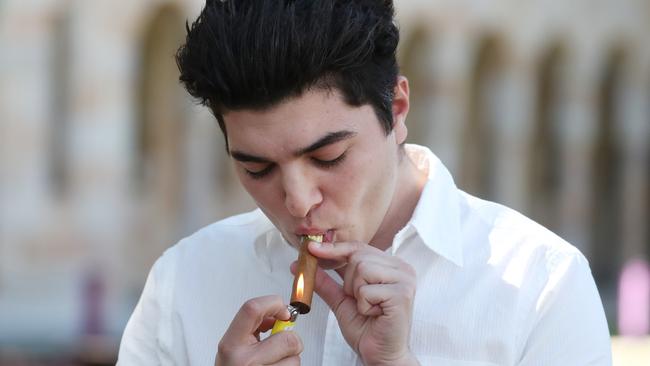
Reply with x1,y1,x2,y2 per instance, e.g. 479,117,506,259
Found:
327,152,389,208
354,149,397,209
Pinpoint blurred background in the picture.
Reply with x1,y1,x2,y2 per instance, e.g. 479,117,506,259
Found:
0,0,649,364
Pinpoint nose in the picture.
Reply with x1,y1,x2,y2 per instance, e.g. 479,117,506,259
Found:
282,167,322,218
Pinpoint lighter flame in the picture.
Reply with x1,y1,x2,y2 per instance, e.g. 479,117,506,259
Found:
297,273,304,299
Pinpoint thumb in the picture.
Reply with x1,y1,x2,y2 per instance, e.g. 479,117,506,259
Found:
313,267,360,332
312,267,347,312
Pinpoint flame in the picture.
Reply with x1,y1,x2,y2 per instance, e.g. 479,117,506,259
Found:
296,273,304,299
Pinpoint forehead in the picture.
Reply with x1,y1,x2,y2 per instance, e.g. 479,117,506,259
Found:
223,90,377,155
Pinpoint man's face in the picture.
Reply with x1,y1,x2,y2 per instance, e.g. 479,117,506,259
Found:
224,88,407,262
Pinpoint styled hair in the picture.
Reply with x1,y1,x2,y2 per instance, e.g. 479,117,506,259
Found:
175,0,400,144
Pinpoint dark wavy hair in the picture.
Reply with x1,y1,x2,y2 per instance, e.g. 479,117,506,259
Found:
176,0,400,145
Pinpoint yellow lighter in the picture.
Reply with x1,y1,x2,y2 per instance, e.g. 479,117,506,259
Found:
271,304,299,334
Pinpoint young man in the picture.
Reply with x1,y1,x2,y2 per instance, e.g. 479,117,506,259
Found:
118,1,612,365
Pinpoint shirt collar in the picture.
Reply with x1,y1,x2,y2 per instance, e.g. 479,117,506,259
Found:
256,144,464,268
253,212,295,274
392,144,464,267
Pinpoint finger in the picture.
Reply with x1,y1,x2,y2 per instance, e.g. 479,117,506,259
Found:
313,267,364,327
342,254,402,297
255,317,278,340
251,331,303,364
224,295,289,342
342,261,356,297
357,284,389,316
350,263,408,317
356,283,414,317
351,262,404,300
308,240,380,263
312,266,347,312
357,297,383,317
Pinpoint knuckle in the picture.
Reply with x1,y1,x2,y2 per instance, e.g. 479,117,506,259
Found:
400,261,417,277
355,260,369,274
217,339,238,359
353,277,366,296
349,252,363,264
217,338,230,353
351,241,368,253
283,332,303,354
241,298,262,317
357,284,369,298
408,265,417,277
402,282,416,299
356,297,368,313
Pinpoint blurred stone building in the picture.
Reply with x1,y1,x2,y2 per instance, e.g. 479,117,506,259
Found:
0,0,649,362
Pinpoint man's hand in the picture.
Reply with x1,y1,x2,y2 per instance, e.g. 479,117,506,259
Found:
215,295,303,366
303,241,420,366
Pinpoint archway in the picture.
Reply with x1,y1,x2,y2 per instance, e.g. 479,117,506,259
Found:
399,25,437,147
49,10,72,198
591,48,626,288
529,44,566,232
134,4,187,269
460,36,504,199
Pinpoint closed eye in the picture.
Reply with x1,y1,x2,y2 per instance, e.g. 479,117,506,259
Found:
243,151,347,179
312,151,347,168
245,164,275,179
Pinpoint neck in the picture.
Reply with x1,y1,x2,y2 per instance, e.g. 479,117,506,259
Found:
369,150,428,251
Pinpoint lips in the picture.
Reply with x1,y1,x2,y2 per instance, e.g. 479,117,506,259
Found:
295,228,335,243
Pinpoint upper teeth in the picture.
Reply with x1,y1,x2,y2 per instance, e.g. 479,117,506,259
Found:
304,234,323,242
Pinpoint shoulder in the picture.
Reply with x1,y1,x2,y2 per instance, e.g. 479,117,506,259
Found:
458,192,588,289
173,208,271,251
186,208,272,243
139,208,277,314
450,192,609,360
154,208,274,276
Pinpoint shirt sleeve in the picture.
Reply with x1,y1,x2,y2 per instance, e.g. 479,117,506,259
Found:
518,253,612,366
117,254,172,366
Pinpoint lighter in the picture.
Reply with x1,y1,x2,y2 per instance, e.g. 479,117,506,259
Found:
271,304,299,334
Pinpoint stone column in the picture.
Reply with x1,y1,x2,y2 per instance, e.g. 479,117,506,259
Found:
182,105,223,231
619,76,650,261
491,53,536,211
68,0,147,337
556,48,599,256
423,29,472,176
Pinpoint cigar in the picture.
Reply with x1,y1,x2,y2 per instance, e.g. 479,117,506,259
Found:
270,234,321,335
290,234,322,314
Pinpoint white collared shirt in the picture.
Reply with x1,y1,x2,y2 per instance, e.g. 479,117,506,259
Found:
118,145,612,366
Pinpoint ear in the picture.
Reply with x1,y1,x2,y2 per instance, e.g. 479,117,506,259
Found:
392,76,410,145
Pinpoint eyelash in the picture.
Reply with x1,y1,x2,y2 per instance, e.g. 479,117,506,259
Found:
245,152,348,180
245,165,275,179
313,151,347,168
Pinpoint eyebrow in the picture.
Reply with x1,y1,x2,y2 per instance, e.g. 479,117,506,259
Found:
294,130,357,156
230,151,272,163
230,130,357,163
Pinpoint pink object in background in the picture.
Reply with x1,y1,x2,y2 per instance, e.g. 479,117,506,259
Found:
83,269,105,336
618,258,650,336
